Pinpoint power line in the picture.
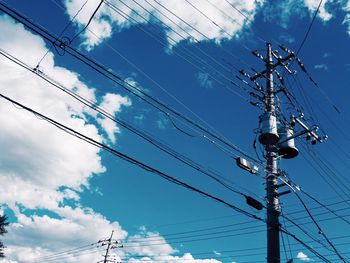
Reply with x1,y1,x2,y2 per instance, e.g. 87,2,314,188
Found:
1,2,345,261
293,191,347,262
29,244,103,263
301,190,350,226
147,0,259,70
298,144,350,207
181,0,250,51
0,92,332,262
103,0,251,102
0,92,264,221
37,0,89,67
296,0,323,55
0,47,262,200
70,0,103,43
0,1,261,166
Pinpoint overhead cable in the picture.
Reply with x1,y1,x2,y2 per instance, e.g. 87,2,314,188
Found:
0,47,260,200
0,2,260,165
0,92,331,262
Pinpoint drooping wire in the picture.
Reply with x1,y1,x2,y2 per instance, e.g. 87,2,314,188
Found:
26,241,101,262
300,189,350,226
0,92,264,221
124,225,264,246
33,247,106,263
37,0,89,67
182,0,251,51
103,0,250,102
148,0,258,70
296,0,323,55
53,0,268,153
0,47,261,200
280,227,289,262
293,190,347,262
70,0,104,43
0,92,333,262
0,2,261,165
279,226,332,263
281,214,293,260
298,143,350,207
305,143,350,200
281,212,332,256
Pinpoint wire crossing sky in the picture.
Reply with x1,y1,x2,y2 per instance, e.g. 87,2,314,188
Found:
0,0,350,262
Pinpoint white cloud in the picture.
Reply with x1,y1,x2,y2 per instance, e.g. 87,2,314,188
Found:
64,0,264,49
0,15,130,262
197,72,214,89
96,93,131,143
314,63,329,70
127,252,221,263
297,251,313,261
134,113,145,124
279,34,295,43
156,114,169,129
343,0,350,35
126,231,176,257
0,15,224,263
263,0,342,30
262,0,306,29
303,0,332,21
2,207,127,262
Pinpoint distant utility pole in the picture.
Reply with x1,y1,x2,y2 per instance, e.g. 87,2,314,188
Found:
237,43,326,263
103,230,114,263
97,230,123,263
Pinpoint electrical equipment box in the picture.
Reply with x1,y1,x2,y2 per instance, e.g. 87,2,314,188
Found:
259,113,279,145
278,126,299,159
236,157,259,175
245,195,263,210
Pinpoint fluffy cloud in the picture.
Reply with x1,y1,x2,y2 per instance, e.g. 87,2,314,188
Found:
296,251,313,261
263,0,305,28
0,15,130,262
97,93,132,143
0,15,223,263
343,0,350,35
197,72,214,89
64,0,264,50
303,0,332,21
2,207,127,262
127,252,221,263
314,63,329,71
263,0,342,30
126,231,175,257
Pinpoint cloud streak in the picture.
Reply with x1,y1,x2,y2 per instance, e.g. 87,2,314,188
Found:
64,0,264,50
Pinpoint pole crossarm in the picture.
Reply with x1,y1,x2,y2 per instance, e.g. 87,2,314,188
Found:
250,52,295,81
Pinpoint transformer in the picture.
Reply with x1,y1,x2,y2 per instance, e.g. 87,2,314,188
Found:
258,113,279,145
278,126,299,159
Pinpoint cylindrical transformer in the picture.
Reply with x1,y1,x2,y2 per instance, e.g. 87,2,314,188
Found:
258,113,279,145
278,126,299,159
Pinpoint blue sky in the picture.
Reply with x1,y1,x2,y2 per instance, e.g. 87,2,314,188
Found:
0,0,350,262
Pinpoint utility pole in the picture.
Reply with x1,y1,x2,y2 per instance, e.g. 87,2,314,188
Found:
236,43,326,262
103,230,114,263
97,230,123,263
264,42,280,263
237,42,286,262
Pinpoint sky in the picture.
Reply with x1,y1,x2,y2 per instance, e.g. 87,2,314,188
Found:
0,0,350,262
